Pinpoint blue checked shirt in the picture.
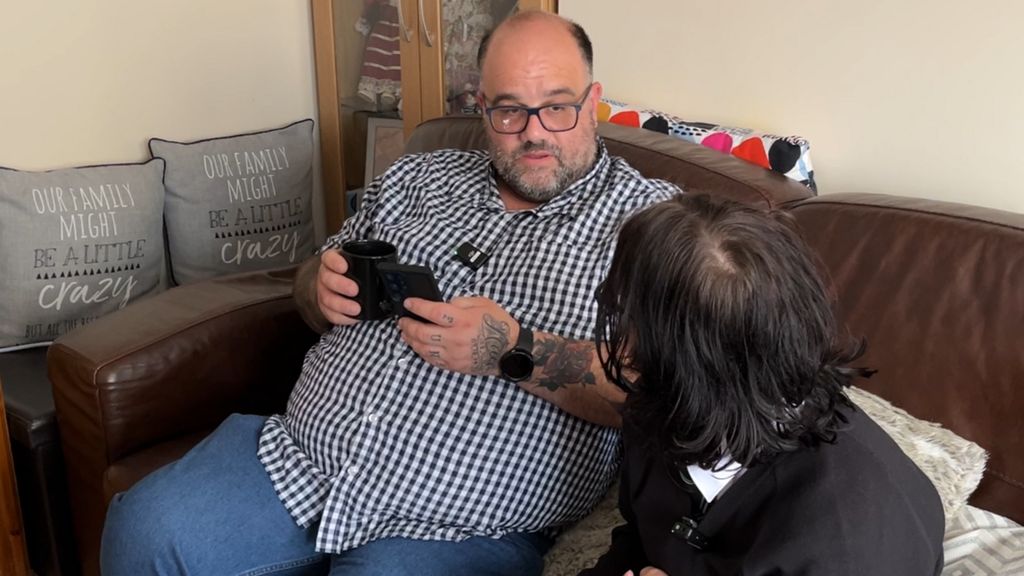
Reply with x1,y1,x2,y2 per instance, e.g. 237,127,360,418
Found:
257,140,680,553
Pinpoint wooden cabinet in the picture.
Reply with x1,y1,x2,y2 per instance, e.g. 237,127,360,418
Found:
312,0,557,231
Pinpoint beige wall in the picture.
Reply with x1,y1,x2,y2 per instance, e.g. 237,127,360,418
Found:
562,1,1024,214
0,0,325,236
6,2,1020,216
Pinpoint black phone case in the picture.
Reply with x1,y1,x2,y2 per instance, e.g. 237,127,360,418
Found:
376,263,443,322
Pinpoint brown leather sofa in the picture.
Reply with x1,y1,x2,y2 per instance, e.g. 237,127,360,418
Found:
45,117,1022,575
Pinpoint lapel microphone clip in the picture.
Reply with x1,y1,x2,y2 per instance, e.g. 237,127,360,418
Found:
671,516,709,550
456,241,490,271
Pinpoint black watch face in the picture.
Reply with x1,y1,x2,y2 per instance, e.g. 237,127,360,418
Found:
500,350,534,381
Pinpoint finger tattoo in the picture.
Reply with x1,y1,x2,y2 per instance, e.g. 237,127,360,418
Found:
430,334,442,343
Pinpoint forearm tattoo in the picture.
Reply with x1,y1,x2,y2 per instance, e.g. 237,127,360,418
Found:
471,314,510,373
533,336,598,391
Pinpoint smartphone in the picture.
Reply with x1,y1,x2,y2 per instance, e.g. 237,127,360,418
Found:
376,262,443,323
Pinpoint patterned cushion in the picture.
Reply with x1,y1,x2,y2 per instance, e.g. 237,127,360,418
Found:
942,505,1024,575
598,98,816,191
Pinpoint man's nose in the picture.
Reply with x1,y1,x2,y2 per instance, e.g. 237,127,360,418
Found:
520,111,550,141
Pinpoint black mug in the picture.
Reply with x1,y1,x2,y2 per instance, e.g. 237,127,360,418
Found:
340,239,398,320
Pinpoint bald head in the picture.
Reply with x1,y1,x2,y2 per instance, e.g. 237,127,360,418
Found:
477,12,593,81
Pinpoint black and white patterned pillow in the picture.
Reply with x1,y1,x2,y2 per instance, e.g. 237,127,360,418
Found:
942,505,1024,575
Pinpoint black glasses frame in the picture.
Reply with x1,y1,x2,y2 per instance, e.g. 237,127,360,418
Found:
482,83,594,135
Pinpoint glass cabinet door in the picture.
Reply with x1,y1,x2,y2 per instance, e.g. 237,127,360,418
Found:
312,0,556,229
415,0,556,126
312,0,412,230
440,0,518,116
336,0,404,190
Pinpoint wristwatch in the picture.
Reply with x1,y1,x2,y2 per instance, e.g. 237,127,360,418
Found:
499,322,534,382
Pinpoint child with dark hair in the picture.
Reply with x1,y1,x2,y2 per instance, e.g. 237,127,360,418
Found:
582,195,944,576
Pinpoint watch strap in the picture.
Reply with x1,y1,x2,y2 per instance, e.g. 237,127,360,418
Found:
499,319,534,381
513,322,533,355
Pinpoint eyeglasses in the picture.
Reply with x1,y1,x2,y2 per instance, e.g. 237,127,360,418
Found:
483,83,594,135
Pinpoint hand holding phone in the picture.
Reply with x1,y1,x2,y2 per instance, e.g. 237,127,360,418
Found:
376,263,443,323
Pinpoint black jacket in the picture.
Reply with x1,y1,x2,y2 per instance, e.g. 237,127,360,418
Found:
580,406,945,576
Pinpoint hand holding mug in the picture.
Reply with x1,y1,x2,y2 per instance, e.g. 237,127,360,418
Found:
317,240,397,325
316,249,360,326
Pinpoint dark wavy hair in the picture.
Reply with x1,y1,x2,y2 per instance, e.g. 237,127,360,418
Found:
596,195,871,471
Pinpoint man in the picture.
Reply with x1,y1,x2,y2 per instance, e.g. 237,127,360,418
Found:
101,12,680,576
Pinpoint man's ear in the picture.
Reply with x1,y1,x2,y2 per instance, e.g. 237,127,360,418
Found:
589,81,604,122
476,92,490,130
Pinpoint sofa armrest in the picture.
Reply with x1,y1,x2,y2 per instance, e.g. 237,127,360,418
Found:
48,266,319,576
48,266,318,468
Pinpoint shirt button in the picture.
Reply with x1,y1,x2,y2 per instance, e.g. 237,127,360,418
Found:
346,464,359,479
396,357,410,367
365,411,380,424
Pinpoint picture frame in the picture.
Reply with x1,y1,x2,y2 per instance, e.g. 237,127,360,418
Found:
364,116,405,187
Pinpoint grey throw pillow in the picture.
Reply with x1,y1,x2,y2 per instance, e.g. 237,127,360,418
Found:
149,119,316,285
0,159,167,350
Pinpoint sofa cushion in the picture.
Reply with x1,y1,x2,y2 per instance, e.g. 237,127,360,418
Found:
149,119,316,285
597,98,816,191
941,505,1024,574
0,160,167,350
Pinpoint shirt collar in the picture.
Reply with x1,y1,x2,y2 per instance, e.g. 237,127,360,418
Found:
687,457,745,503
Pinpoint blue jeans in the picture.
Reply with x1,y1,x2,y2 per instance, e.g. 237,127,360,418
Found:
101,414,551,576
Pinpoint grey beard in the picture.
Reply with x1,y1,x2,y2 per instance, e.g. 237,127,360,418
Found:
490,141,591,203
